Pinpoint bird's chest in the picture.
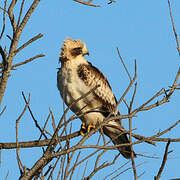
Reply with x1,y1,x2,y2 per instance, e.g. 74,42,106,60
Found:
59,67,92,111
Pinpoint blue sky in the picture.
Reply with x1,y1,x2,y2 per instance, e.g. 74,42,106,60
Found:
0,0,180,179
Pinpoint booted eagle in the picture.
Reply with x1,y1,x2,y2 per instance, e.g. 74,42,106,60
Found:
57,37,135,159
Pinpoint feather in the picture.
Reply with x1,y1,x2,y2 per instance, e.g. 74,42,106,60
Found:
57,38,135,159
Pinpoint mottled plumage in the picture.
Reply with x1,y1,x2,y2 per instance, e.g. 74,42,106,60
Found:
57,37,135,159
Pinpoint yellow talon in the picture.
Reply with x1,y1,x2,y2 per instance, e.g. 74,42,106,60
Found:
87,123,96,133
80,130,85,136
80,122,86,136
81,122,86,130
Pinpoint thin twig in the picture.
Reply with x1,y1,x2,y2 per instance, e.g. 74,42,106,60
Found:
85,153,120,179
103,161,130,180
132,67,180,113
0,54,45,73
0,0,7,41
38,112,51,140
16,93,31,175
68,149,101,176
69,152,81,179
15,33,43,55
0,45,7,66
17,0,25,27
8,0,17,32
0,6,8,13
128,83,138,179
73,0,100,7
148,120,180,140
117,59,137,106
57,156,65,180
22,91,48,139
13,54,45,68
168,0,180,55
117,47,132,82
112,162,146,180
82,161,88,179
49,107,56,132
129,83,137,178
18,0,40,33
154,141,171,180
0,105,6,117
47,156,61,179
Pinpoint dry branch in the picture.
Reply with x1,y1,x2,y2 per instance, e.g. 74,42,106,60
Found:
15,33,43,55
73,0,100,7
168,0,180,55
0,0,41,107
17,0,25,27
154,141,171,180
117,47,132,82
22,91,48,139
16,93,31,175
85,153,120,179
0,0,7,41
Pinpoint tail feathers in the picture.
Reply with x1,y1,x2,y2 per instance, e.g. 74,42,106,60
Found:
112,133,135,159
103,126,136,159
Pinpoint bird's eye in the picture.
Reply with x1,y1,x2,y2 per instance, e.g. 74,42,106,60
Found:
71,47,82,56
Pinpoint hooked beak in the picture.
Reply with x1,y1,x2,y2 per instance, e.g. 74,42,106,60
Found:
84,51,89,56
82,47,89,56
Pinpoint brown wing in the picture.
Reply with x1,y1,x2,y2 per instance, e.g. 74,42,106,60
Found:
77,62,118,116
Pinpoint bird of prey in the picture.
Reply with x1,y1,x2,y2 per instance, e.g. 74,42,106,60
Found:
57,37,135,159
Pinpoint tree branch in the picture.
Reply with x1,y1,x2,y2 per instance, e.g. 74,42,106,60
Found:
168,0,180,55
154,141,171,180
73,0,100,7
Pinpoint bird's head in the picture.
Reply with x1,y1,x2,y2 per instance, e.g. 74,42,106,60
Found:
59,37,89,62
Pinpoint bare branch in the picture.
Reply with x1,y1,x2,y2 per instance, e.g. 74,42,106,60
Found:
0,0,41,108
8,0,17,32
148,120,180,140
0,0,7,41
73,0,100,7
38,112,51,141
69,152,81,179
16,93,31,175
168,0,180,55
18,0,40,34
132,67,180,113
128,84,138,179
17,0,25,27
85,153,120,179
0,54,45,73
0,131,80,150
103,161,130,179
117,59,137,106
0,105,6,117
15,33,43,55
22,91,48,139
0,45,7,67
111,162,146,180
117,47,132,82
154,141,171,180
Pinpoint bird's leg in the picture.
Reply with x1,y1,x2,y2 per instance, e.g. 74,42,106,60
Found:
87,123,96,133
80,122,87,136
